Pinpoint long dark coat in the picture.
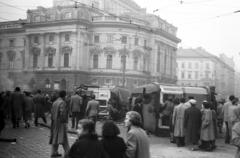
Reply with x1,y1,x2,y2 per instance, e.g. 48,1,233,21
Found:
184,106,202,145
33,94,46,117
68,134,107,158
49,98,68,145
10,91,25,119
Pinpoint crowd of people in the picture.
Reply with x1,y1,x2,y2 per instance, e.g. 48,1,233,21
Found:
1,86,240,157
0,87,150,158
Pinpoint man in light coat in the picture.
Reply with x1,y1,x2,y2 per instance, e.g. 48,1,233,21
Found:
49,90,69,157
223,95,235,144
125,111,150,158
86,95,99,125
70,91,83,129
172,98,186,147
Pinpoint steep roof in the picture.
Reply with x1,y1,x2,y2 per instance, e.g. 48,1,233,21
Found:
177,47,215,58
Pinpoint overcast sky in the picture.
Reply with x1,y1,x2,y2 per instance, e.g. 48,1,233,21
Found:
0,0,240,69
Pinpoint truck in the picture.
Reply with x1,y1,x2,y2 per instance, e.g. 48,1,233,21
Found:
131,82,216,136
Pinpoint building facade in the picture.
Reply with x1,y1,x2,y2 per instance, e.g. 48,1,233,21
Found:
176,47,235,99
0,0,180,92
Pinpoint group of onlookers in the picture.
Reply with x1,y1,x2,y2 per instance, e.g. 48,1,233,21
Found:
0,87,51,129
49,89,150,158
160,97,216,151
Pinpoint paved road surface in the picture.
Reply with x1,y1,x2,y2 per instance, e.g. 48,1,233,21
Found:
0,120,235,158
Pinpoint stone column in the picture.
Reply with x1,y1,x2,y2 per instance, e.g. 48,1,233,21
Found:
25,35,31,70
41,33,45,70
57,32,61,70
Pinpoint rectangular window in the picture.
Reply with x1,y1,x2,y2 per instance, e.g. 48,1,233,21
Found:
206,63,210,69
48,54,53,67
195,71,198,79
93,54,98,68
9,39,15,47
49,34,54,42
121,36,127,44
34,36,39,44
195,63,199,69
64,34,70,42
106,55,112,69
181,71,185,79
188,71,192,79
134,38,139,46
94,35,100,43
0,39,2,47
188,62,192,69
33,54,38,68
144,39,147,47
181,62,185,68
133,57,138,70
64,53,69,67
107,34,113,43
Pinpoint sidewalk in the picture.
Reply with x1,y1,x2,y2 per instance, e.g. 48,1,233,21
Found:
0,119,236,158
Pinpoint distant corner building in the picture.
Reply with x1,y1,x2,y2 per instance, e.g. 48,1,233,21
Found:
0,0,181,92
176,47,235,99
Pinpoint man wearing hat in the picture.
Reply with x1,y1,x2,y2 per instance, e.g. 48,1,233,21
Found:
184,99,202,150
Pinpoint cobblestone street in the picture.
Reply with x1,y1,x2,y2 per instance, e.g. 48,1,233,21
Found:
0,119,235,158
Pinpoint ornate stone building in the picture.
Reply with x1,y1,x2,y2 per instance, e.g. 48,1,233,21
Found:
176,47,235,99
0,0,180,92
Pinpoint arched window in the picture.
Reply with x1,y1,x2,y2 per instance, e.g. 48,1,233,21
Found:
64,53,69,67
106,55,112,69
133,56,138,70
93,54,98,68
33,54,38,68
61,79,67,90
48,54,54,67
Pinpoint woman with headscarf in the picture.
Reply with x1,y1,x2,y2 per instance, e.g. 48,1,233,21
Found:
231,106,240,158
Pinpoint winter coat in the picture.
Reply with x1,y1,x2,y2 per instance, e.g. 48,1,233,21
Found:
10,91,25,119
126,126,150,158
68,134,107,158
200,109,215,141
232,122,240,158
184,106,202,145
23,96,34,121
70,94,82,113
49,98,68,145
33,94,46,117
101,136,127,158
173,103,186,137
86,100,99,117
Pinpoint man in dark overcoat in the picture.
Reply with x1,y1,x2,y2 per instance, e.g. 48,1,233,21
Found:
33,89,47,126
10,87,25,128
184,99,202,150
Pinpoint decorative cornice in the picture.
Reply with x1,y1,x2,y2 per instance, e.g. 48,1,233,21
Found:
7,50,16,61
90,45,103,55
31,47,41,56
45,47,56,56
103,46,116,55
61,46,72,54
